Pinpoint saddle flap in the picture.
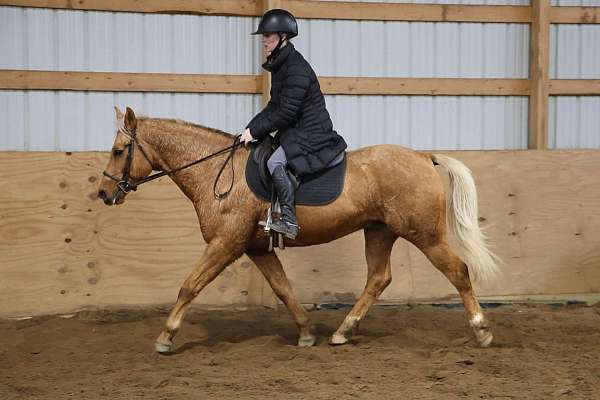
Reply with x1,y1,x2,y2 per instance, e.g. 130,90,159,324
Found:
252,135,274,164
245,150,347,206
251,136,275,189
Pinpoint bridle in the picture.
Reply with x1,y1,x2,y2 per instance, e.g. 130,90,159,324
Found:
102,126,152,196
102,125,243,201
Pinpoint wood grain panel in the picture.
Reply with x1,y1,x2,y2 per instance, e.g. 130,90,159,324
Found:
0,71,531,96
282,150,600,304
548,80,600,95
2,1,598,23
0,0,261,16
0,70,262,94
0,152,265,317
528,0,550,149
319,77,530,96
284,1,531,23
550,6,600,24
1,150,600,317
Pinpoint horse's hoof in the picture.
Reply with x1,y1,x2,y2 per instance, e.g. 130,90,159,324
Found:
477,331,494,348
154,341,172,354
298,334,316,347
329,333,349,346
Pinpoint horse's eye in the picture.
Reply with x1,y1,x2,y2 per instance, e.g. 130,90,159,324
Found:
112,149,124,157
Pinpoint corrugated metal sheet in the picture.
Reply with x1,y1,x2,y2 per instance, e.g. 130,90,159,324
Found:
1,2,599,150
549,96,600,148
0,6,262,151
0,90,258,151
324,95,529,150
295,0,531,149
0,7,260,73
549,0,600,149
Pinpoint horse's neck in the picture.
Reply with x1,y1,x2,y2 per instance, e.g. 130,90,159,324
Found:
139,118,233,202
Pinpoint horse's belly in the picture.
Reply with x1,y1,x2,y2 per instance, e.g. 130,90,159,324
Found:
289,217,366,247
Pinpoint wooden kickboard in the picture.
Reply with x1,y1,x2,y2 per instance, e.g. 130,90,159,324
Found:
1,150,599,317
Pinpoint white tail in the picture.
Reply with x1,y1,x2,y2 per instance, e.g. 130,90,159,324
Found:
431,154,500,284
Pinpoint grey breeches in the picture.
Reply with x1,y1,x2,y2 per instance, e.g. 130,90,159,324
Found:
266,146,288,175
266,146,345,175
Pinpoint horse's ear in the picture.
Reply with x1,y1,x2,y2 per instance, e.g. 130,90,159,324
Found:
114,106,123,120
124,107,137,132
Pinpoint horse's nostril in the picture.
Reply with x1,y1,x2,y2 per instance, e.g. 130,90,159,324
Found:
98,190,107,200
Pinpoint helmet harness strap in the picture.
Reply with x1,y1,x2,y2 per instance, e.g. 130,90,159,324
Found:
267,33,285,63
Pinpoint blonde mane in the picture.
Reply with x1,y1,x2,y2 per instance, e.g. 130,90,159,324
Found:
138,116,235,140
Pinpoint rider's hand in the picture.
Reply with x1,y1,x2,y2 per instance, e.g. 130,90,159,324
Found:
240,128,254,145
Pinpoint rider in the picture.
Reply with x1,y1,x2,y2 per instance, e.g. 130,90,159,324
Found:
240,9,347,240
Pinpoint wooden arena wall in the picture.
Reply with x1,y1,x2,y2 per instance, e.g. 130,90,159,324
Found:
1,150,599,318
1,1,600,316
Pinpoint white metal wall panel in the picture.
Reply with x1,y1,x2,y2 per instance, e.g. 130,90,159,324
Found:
0,88,260,151
0,7,25,69
0,90,258,152
0,91,26,151
0,7,259,74
324,95,528,150
549,0,600,148
0,6,261,151
549,96,600,148
291,0,530,150
2,2,599,150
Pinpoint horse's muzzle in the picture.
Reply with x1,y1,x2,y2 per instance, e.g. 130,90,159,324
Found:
98,189,109,204
97,189,124,206
98,189,116,206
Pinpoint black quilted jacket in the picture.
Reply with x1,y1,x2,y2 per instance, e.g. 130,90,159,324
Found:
246,43,347,177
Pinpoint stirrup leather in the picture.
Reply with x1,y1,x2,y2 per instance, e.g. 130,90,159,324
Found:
258,200,287,251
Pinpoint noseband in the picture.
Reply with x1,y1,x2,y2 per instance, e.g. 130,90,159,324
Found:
102,126,243,200
102,126,153,196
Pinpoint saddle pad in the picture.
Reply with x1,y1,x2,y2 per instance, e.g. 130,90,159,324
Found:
245,152,347,206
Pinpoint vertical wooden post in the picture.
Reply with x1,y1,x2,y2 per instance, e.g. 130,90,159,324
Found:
528,0,550,149
261,0,281,106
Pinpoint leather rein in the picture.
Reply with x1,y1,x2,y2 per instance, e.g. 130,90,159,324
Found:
102,126,243,201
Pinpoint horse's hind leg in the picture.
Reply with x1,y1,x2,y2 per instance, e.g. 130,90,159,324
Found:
330,225,396,345
247,250,315,347
420,241,493,347
155,240,242,354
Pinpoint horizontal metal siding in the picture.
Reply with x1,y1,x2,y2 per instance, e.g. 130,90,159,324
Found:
2,2,599,150
325,95,528,150
0,6,262,151
549,96,600,148
0,8,259,74
549,0,600,148
0,90,258,151
294,0,530,149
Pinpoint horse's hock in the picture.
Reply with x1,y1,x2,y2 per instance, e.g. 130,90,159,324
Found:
1,150,599,318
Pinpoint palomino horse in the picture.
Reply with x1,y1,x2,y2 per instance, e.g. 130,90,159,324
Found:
98,107,499,353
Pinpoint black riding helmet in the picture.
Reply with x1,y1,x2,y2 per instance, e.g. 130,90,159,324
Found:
252,9,298,39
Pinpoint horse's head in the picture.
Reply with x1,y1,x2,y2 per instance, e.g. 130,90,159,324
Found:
97,106,154,206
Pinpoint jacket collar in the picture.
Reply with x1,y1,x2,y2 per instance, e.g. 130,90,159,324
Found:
262,42,294,72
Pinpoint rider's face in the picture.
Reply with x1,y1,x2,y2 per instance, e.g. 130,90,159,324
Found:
262,33,282,55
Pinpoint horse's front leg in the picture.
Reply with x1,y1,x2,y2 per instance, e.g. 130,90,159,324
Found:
155,239,242,353
247,250,316,347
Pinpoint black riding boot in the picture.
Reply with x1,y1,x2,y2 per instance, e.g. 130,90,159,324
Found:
270,165,299,240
